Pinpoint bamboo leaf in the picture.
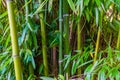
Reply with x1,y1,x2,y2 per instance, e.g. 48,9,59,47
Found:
84,0,90,6
58,75,65,80
0,11,8,19
31,56,36,69
95,8,99,26
64,55,71,70
48,0,53,12
80,0,83,16
95,0,101,7
67,0,76,12
72,60,77,75
98,68,106,80
40,76,54,80
33,0,48,15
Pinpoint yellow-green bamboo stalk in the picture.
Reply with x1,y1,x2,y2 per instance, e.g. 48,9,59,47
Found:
39,0,49,76
77,7,82,75
117,27,120,49
93,27,101,63
6,0,23,80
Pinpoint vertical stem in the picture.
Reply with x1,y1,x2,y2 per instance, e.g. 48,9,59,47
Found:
77,7,82,75
63,0,70,76
94,27,101,63
53,47,57,77
59,0,63,74
39,0,49,76
6,0,23,80
117,27,120,49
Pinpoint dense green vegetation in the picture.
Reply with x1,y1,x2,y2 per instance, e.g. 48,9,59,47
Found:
0,0,120,80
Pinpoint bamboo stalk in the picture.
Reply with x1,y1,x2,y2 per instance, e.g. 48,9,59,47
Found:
6,0,23,80
39,0,49,76
53,47,57,77
77,7,82,75
59,0,63,74
93,27,101,63
117,27,120,49
63,0,70,77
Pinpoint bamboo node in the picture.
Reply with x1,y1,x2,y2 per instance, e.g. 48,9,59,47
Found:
6,0,13,2
59,60,63,64
59,18,63,22
12,54,20,58
63,14,69,17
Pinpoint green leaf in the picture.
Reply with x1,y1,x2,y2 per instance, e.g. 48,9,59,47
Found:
72,60,77,75
48,0,53,12
64,55,71,70
58,75,64,80
85,8,90,22
95,8,99,26
31,56,36,69
33,0,48,15
77,60,93,69
98,68,106,80
67,0,76,12
40,76,54,80
0,11,8,19
95,0,101,7
80,0,83,16
84,0,90,6
19,26,28,46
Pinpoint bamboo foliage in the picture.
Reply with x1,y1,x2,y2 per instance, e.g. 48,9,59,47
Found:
6,0,23,80
25,0,34,75
1,0,120,79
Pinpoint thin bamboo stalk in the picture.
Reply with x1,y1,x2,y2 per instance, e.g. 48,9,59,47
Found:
77,7,82,75
53,47,57,77
63,0,70,76
117,27,120,49
59,0,63,74
93,27,101,63
39,0,49,76
6,0,23,80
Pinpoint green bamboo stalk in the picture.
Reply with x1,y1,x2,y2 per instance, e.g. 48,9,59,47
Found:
59,0,63,74
93,27,101,63
77,7,82,75
116,27,120,49
6,0,23,80
92,27,101,80
63,0,70,76
39,0,49,76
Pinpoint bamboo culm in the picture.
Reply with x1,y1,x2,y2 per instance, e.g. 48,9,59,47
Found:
59,0,63,74
39,0,49,76
63,0,70,76
77,7,82,75
6,0,23,80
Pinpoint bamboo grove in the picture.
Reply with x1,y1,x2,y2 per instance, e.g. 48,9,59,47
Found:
0,0,120,80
